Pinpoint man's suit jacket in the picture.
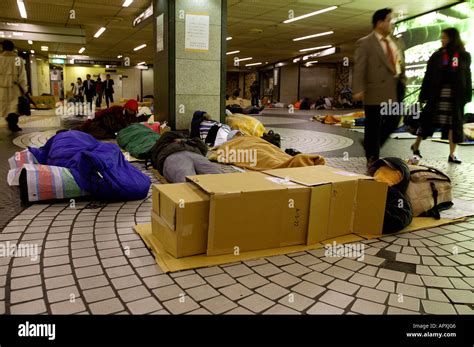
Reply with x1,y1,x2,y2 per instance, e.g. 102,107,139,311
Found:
83,79,96,96
103,79,114,95
353,32,406,105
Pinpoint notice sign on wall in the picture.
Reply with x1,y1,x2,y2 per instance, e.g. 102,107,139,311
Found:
185,13,209,52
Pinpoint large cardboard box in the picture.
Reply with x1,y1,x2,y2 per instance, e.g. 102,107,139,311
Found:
264,166,388,243
187,172,310,256
151,183,209,258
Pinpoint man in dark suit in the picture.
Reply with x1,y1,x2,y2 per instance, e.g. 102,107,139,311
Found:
353,8,406,169
83,74,96,112
104,74,115,108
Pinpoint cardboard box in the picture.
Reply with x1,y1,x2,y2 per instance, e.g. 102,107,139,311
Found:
151,183,209,258
187,172,310,256
264,166,388,243
151,211,207,258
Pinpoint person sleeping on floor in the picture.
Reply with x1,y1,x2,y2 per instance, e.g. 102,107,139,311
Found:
149,131,224,183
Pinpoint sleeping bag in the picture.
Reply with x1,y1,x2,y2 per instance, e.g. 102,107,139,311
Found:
28,130,150,201
117,124,161,159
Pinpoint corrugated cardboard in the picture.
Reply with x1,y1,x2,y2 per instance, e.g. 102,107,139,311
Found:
151,183,209,258
151,211,208,258
264,176,310,247
263,166,388,243
136,214,466,272
187,172,310,256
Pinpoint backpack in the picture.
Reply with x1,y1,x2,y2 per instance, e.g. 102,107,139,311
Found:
405,165,453,219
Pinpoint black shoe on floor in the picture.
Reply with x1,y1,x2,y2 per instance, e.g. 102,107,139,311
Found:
410,145,423,158
448,155,461,164
6,113,22,132
9,125,22,132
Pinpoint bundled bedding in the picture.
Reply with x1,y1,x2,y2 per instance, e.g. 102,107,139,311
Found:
9,130,151,202
117,123,161,159
208,136,326,171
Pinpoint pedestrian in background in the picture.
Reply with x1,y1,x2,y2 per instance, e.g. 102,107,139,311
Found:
410,27,472,164
95,76,103,108
104,74,114,108
353,8,406,169
0,40,28,132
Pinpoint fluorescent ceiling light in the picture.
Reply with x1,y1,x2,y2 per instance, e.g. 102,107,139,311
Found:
246,62,262,67
133,44,147,51
117,55,123,58
226,50,240,55
41,46,48,51
306,60,318,64
137,61,146,65
235,57,252,62
284,6,337,24
17,0,27,19
299,45,332,52
293,31,334,41
226,37,232,41
78,47,85,54
94,27,106,38
122,0,133,7
30,49,34,54
28,40,33,44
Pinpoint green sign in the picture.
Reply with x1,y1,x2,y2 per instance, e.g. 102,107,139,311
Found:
50,58,65,64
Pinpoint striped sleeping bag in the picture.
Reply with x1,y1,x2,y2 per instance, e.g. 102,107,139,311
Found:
8,149,88,202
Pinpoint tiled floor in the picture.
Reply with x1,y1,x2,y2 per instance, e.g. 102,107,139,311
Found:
0,110,473,315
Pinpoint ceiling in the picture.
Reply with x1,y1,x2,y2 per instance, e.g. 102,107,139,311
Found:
0,0,461,68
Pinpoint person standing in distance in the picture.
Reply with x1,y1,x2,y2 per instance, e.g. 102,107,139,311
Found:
104,74,115,108
250,80,260,107
0,40,28,132
95,76,104,108
410,28,471,164
83,74,95,112
353,8,406,169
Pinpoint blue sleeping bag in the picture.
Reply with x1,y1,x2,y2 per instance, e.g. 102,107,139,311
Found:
29,131,151,201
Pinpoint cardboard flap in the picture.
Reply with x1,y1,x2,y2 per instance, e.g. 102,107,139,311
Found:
155,183,210,203
264,166,372,186
187,172,285,195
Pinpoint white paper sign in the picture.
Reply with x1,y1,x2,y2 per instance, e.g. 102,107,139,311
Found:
156,14,164,52
185,14,209,51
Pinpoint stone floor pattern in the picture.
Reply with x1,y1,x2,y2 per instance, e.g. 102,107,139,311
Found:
1,155,473,315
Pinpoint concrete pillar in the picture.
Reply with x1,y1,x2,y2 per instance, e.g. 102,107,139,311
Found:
153,0,227,130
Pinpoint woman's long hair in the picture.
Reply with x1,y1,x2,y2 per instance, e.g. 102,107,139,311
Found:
442,27,465,52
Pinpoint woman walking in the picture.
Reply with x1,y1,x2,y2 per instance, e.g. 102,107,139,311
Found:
411,28,472,164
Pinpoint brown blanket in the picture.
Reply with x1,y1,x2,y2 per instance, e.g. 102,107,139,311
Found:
208,136,325,171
